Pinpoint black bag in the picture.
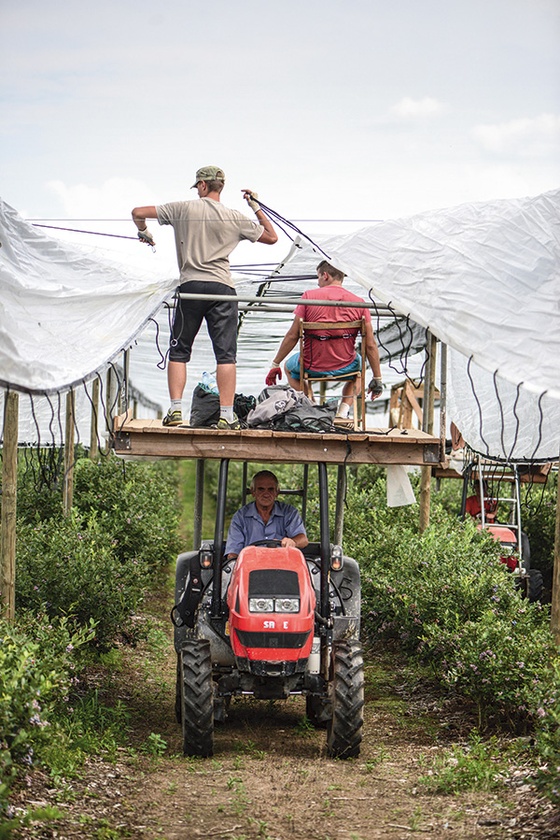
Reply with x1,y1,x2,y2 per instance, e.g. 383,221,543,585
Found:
189,385,219,427
189,386,256,428
234,393,256,421
273,401,337,433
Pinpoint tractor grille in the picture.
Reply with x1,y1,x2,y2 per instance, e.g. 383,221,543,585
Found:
248,569,300,597
235,630,310,649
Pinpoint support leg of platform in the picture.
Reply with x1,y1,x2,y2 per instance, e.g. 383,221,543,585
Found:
193,459,205,550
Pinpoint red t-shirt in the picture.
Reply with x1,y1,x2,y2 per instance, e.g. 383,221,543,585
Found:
465,495,497,518
294,286,371,372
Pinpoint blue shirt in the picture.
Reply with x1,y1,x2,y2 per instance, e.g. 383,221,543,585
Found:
225,501,306,557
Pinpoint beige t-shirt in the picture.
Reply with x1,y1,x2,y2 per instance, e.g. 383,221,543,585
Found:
157,198,264,288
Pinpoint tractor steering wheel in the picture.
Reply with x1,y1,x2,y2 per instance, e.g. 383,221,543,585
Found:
250,539,283,548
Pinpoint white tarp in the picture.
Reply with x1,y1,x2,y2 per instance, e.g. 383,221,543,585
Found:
274,189,560,401
0,198,177,394
1,190,559,460
270,189,560,460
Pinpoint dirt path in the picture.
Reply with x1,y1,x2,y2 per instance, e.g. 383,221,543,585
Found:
13,597,559,840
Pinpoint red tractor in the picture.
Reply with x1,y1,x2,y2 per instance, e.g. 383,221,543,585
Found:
172,459,364,758
462,461,543,603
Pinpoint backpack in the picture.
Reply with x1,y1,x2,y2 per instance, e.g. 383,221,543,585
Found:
246,386,303,428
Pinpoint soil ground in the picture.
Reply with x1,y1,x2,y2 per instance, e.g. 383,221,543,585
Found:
10,590,560,840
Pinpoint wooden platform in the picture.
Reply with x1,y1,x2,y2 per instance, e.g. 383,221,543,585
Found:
112,416,443,466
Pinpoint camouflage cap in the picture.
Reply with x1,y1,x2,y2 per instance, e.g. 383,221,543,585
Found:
191,166,225,188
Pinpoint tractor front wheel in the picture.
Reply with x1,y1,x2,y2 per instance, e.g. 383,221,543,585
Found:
306,694,331,729
180,639,214,757
326,640,364,759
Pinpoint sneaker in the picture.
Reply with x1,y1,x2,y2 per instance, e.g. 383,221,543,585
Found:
213,414,241,430
162,409,183,427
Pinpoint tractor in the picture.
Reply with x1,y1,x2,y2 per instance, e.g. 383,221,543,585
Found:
171,459,364,758
461,459,543,602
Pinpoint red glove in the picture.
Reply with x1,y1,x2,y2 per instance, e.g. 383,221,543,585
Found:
266,367,282,386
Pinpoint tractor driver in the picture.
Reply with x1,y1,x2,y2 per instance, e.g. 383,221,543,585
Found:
225,470,308,560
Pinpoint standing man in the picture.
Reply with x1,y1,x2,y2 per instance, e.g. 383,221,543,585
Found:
132,166,278,428
225,470,308,560
265,260,384,423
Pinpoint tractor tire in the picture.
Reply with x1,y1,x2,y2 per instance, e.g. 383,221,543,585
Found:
180,639,214,757
326,640,364,759
306,694,332,729
175,654,182,724
521,532,531,569
528,568,544,603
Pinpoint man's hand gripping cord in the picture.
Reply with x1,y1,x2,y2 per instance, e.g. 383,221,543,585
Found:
138,227,156,248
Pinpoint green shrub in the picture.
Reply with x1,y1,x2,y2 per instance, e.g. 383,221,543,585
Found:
16,448,65,524
534,657,560,805
15,513,144,650
521,473,557,574
343,474,555,729
0,614,93,818
72,456,182,574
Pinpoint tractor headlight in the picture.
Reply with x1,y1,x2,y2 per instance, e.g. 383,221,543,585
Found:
249,598,274,613
330,544,343,571
274,598,300,613
199,542,213,569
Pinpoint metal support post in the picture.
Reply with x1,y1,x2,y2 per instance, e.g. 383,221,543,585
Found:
334,464,347,545
193,459,205,549
63,389,75,515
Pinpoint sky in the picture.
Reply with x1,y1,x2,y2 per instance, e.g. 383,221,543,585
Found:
1,0,560,412
2,0,559,229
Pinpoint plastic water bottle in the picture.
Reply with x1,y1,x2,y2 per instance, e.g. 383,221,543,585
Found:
201,371,218,394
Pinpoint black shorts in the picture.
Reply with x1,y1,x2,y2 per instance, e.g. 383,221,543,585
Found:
169,280,238,364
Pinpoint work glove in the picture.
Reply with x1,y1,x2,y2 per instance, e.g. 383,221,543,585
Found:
242,189,261,213
368,377,384,399
137,227,155,246
266,367,282,386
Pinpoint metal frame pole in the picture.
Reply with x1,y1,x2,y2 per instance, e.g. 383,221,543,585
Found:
193,459,205,549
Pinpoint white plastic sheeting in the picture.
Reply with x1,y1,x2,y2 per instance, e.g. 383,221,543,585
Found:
274,189,560,401
1,190,559,460
271,190,560,460
0,198,177,394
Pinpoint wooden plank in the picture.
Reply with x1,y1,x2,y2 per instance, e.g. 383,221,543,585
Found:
433,461,553,484
112,416,442,466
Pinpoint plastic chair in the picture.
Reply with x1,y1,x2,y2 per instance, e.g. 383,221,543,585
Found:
298,318,367,430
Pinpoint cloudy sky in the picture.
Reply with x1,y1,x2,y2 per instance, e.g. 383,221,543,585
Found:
1,0,560,413
2,0,559,232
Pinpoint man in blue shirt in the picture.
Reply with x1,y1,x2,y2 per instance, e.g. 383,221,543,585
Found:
225,470,308,559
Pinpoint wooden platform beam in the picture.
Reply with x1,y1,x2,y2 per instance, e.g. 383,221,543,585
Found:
112,416,442,467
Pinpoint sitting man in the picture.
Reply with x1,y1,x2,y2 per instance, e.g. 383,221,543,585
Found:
225,470,308,560
265,260,384,424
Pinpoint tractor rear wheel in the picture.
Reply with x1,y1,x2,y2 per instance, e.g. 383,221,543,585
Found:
175,654,182,724
326,640,364,759
528,568,544,603
180,639,214,757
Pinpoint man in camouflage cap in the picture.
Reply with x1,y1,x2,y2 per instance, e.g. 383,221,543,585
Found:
132,167,277,428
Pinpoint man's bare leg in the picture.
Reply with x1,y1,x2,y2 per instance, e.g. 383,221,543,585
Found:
167,360,187,401
216,363,236,407
285,367,303,391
